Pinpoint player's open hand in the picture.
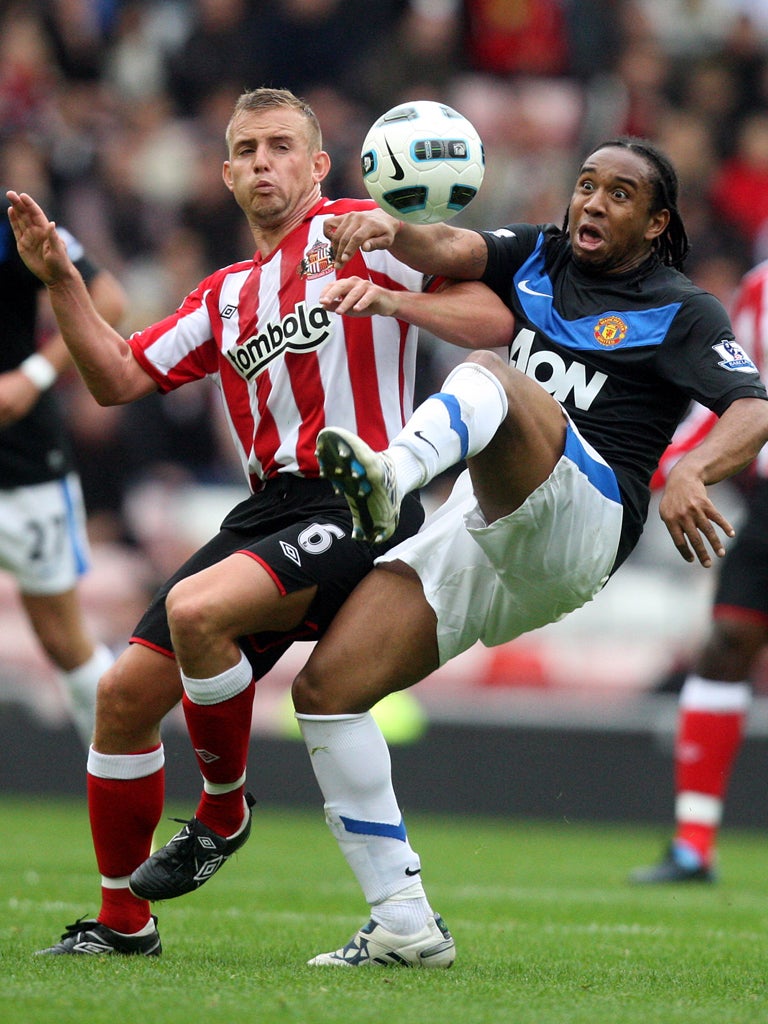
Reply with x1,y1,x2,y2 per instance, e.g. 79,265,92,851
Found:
324,209,401,267
319,276,398,317
6,191,73,286
658,466,734,567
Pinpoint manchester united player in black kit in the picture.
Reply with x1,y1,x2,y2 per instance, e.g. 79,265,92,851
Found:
275,137,768,968
0,197,125,747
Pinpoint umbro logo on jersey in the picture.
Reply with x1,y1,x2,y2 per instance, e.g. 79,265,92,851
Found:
221,304,238,319
280,541,301,566
226,301,333,381
385,138,405,180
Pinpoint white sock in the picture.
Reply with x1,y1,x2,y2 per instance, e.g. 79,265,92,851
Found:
679,675,752,713
297,711,432,927
111,918,157,938
87,744,165,780
370,882,433,934
60,643,114,749
387,361,508,493
180,650,253,705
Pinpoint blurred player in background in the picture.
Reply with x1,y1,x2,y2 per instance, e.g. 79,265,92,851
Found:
7,87,512,957
631,258,768,883
284,137,768,967
0,193,125,747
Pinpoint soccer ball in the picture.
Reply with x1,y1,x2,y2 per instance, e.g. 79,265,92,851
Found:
360,100,485,224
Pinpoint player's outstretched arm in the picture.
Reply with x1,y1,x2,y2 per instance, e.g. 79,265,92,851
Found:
324,209,488,280
659,396,768,566
6,191,155,405
319,276,513,350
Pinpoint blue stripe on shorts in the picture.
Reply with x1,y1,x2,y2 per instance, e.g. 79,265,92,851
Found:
563,422,621,503
60,476,89,576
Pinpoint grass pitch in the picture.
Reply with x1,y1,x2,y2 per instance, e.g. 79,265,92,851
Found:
1,795,767,1024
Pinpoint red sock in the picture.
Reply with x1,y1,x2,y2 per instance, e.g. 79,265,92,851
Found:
676,821,717,861
182,679,255,836
88,763,164,933
673,708,745,862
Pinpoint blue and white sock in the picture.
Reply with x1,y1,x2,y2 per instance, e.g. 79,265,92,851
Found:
297,711,433,934
386,360,508,494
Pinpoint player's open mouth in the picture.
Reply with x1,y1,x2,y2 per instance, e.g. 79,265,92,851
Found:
576,224,604,250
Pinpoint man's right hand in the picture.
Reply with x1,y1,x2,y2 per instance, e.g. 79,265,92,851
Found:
6,191,74,287
324,208,402,268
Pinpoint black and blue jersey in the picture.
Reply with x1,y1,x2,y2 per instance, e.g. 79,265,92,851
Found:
481,222,768,568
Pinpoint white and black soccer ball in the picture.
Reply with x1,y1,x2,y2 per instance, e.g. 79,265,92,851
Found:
360,100,485,224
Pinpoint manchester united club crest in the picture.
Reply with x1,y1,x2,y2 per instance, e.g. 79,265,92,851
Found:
299,240,335,279
594,315,628,347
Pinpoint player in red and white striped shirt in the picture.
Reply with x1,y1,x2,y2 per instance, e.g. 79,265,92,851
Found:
632,259,768,883
8,88,514,955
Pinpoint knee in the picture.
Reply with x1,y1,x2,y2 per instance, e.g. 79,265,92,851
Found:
292,663,361,716
697,617,768,678
458,351,512,418
166,577,216,648
292,664,325,715
464,349,507,377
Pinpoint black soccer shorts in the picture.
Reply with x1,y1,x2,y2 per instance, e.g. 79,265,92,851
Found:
131,474,423,678
713,479,768,622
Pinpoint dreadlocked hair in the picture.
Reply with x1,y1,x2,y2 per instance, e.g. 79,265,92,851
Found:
562,136,690,271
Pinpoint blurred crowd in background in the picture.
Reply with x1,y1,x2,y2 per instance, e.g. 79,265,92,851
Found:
4,0,768,710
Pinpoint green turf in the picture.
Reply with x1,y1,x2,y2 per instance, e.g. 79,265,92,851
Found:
1,795,766,1023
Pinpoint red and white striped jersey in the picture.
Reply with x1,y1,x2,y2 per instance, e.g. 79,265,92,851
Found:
731,260,768,479
651,260,768,489
127,198,423,491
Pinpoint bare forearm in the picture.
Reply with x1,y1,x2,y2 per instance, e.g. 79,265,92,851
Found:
326,208,488,280
672,397,768,485
659,396,768,566
37,268,128,377
389,222,488,280
47,268,153,405
389,281,513,348
320,277,513,349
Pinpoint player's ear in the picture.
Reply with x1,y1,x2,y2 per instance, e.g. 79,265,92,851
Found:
222,161,234,193
645,207,670,242
313,150,331,185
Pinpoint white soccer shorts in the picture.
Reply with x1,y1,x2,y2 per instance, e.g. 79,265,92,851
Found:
376,420,624,665
0,473,92,595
